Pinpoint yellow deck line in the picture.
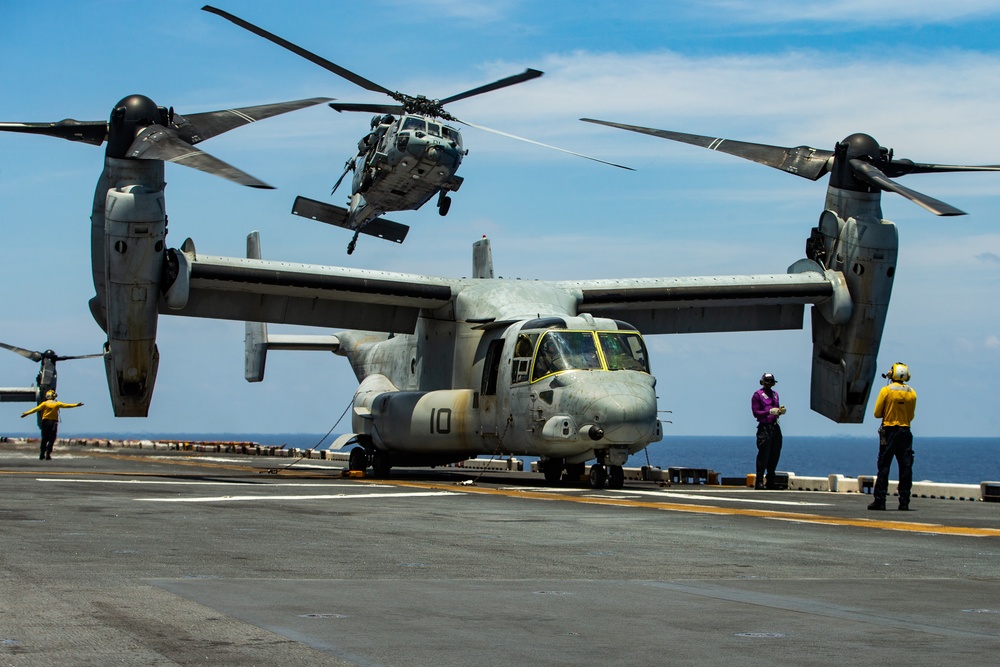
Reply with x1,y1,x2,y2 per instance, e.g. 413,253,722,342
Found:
369,478,1000,538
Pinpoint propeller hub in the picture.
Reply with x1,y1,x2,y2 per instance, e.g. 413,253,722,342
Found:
831,133,888,192
106,95,168,158
840,133,883,163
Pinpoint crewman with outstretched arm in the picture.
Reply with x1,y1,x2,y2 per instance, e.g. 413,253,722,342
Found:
21,390,84,460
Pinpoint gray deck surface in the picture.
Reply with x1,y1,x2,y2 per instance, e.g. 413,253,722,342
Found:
2,440,998,666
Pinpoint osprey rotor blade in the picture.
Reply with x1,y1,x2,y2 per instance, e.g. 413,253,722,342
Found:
438,69,544,106
581,119,834,180
0,119,107,146
849,160,965,216
54,352,106,362
202,5,393,96
883,159,1000,178
176,97,331,145
126,125,274,189
0,342,42,362
455,117,633,170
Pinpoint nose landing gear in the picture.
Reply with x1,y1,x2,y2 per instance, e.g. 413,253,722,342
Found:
589,463,625,490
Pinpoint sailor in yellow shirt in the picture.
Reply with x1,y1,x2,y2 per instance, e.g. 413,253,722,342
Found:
21,390,84,460
868,362,917,511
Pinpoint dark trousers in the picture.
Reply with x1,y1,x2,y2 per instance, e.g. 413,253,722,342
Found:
755,422,782,486
39,420,58,459
874,426,913,506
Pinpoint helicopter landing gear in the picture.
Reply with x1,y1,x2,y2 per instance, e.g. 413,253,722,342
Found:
588,464,625,490
437,192,451,216
347,229,361,255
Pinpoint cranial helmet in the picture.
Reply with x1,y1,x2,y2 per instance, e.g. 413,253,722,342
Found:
45,390,57,399
760,373,776,386
888,362,910,382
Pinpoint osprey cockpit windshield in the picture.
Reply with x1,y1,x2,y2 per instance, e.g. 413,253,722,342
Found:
523,329,650,383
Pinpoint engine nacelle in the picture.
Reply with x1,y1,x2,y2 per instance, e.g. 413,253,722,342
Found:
102,184,165,416
809,208,897,422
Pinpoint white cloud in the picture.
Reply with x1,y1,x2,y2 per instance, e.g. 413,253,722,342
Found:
699,1,1000,25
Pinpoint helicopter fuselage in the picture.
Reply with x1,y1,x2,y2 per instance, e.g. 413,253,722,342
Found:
346,114,465,228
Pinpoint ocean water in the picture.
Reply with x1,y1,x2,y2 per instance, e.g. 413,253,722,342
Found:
626,436,1000,485
45,432,1000,486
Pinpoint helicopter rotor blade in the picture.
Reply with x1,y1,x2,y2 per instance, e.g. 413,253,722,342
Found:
0,119,108,146
883,159,1000,178
328,102,407,115
126,125,274,189
849,160,965,216
202,6,393,96
177,97,331,145
454,117,633,170
438,69,544,106
581,119,835,180
0,342,42,362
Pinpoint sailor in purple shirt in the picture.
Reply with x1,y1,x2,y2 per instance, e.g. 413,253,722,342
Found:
751,372,786,489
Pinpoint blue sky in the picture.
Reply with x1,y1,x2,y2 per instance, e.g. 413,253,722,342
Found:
2,0,999,439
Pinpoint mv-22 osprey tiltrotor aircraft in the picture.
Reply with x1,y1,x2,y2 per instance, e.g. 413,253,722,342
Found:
0,91,332,412
5,89,998,487
202,5,632,255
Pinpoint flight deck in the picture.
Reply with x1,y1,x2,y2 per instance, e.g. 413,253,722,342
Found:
1,439,998,666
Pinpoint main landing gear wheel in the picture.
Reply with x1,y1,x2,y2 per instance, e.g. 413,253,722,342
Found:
589,464,607,489
371,451,392,478
348,446,367,472
607,465,625,490
438,193,452,216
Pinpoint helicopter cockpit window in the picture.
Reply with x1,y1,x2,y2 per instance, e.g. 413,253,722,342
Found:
427,122,441,136
531,331,601,381
598,332,650,373
402,117,426,132
441,126,461,146
511,332,538,384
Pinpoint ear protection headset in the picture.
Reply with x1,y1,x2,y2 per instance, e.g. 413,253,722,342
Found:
883,362,910,383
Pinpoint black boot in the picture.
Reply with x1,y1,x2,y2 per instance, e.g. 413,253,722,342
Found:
867,501,886,511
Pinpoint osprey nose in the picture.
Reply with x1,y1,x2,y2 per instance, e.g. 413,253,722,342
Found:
583,388,657,444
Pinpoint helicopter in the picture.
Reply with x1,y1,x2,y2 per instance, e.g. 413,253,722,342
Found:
0,342,103,426
202,5,632,255
0,93,331,415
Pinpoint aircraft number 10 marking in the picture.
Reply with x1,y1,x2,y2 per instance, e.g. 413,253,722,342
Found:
430,408,452,435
